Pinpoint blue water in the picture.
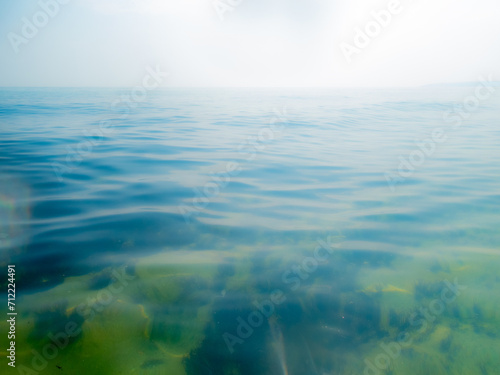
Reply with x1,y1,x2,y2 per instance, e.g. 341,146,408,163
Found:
1,87,499,374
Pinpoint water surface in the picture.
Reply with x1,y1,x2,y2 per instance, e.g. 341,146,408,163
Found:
1,87,499,374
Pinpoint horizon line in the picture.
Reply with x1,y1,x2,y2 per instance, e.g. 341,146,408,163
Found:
1,82,499,90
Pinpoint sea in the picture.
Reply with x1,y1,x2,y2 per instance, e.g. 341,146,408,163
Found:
0,87,499,375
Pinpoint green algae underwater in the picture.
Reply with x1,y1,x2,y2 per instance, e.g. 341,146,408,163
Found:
3,232,500,375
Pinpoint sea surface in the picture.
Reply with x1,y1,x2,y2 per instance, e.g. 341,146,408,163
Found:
0,87,499,375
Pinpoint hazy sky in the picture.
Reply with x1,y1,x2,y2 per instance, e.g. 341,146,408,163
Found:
1,0,499,87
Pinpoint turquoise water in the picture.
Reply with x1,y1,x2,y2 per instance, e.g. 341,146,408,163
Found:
1,87,499,374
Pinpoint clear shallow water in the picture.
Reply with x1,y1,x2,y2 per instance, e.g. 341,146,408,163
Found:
0,87,499,374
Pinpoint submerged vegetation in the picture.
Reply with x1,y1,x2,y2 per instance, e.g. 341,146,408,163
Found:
4,240,499,375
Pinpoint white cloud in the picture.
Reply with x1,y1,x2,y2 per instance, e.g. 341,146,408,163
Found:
1,0,499,87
